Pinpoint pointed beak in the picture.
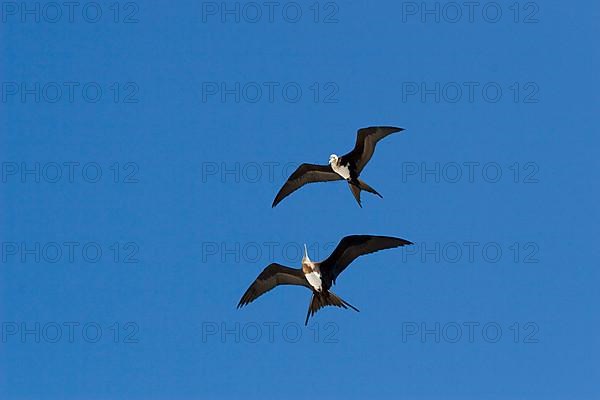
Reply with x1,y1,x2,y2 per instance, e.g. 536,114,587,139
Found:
303,244,311,263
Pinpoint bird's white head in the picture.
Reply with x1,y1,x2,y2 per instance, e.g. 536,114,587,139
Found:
302,244,312,264
329,154,339,165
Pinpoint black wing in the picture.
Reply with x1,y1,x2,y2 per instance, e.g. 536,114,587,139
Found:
342,126,404,173
320,235,412,285
272,163,343,207
237,263,311,308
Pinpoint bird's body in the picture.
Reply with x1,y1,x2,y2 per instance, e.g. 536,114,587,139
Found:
237,235,413,325
329,156,352,180
302,261,323,292
272,126,405,208
301,249,324,291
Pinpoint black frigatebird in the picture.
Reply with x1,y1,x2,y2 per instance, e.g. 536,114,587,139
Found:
237,235,413,325
272,126,405,208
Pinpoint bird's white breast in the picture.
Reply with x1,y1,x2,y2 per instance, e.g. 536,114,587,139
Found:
331,162,351,180
305,271,323,291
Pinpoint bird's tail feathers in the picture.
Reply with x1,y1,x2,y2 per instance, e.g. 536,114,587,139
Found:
348,180,382,207
348,182,362,207
357,179,383,198
305,291,360,325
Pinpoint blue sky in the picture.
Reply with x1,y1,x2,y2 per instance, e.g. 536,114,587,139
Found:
1,1,599,399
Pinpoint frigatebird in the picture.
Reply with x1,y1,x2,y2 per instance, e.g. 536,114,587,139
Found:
272,126,405,208
237,235,412,325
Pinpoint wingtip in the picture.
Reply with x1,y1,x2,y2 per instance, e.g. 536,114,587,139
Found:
380,126,405,133
237,298,248,309
386,236,414,247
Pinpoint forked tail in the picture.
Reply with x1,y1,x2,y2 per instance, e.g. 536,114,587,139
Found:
305,291,360,325
358,178,383,198
348,179,383,207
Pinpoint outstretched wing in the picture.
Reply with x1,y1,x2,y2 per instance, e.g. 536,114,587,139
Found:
342,127,404,173
237,263,311,308
272,163,343,207
320,235,412,285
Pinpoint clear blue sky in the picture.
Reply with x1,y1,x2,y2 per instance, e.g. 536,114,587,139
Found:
1,1,599,399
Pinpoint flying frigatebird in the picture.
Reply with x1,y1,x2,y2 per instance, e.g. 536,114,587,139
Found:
272,126,405,208
237,235,412,325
